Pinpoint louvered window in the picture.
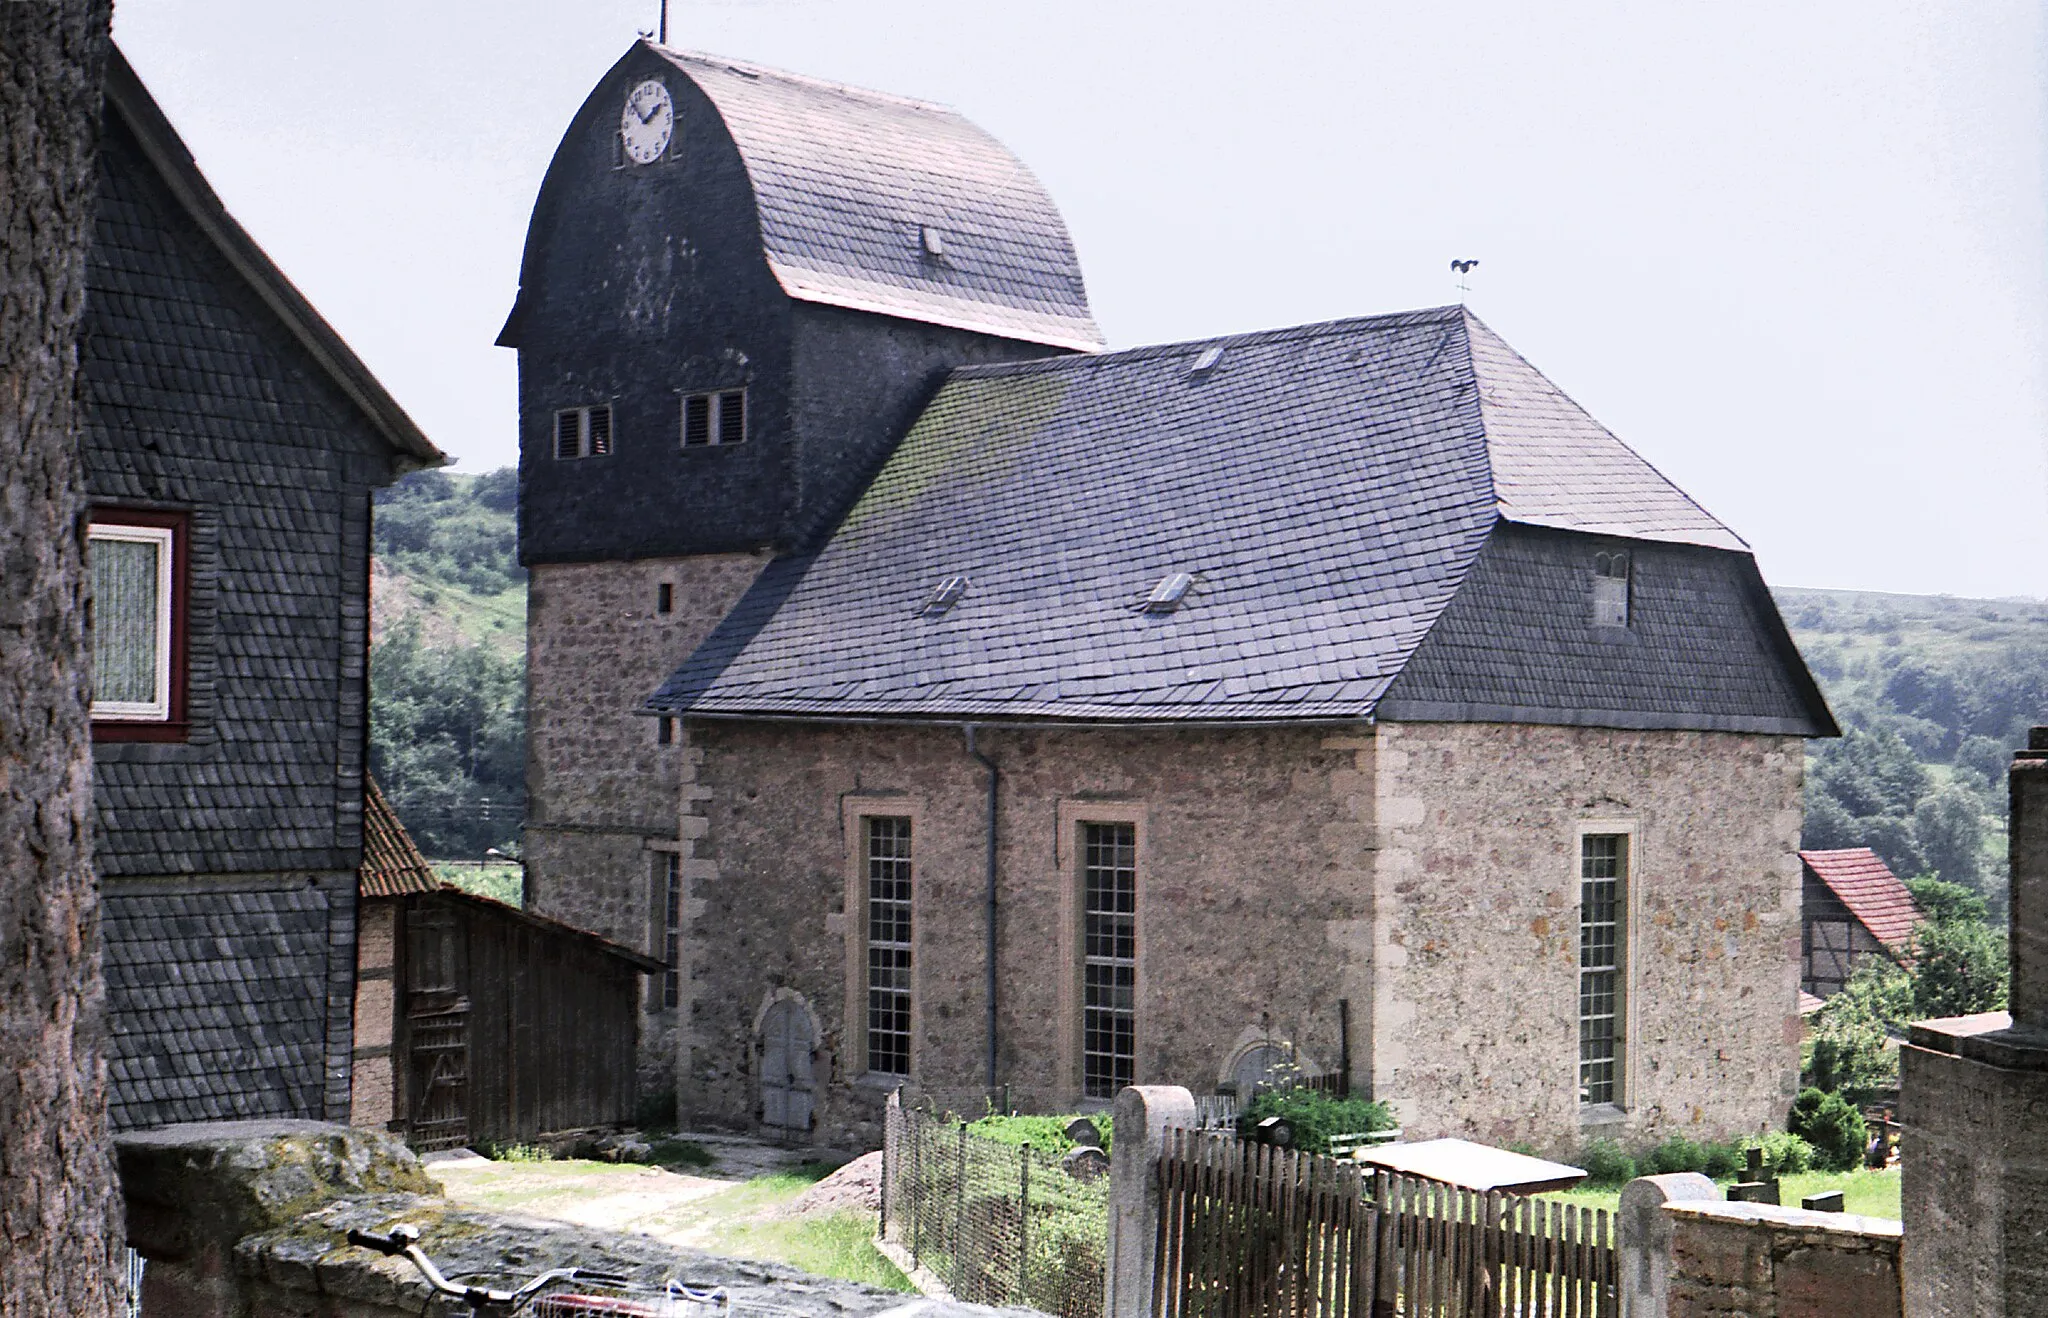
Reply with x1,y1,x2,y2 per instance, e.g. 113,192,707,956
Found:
554,404,613,459
682,390,746,448
1592,551,1630,628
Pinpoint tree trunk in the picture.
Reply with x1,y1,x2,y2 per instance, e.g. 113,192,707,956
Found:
0,4,122,1315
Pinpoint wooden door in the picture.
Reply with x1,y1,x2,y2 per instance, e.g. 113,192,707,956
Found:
405,902,471,1150
759,999,814,1133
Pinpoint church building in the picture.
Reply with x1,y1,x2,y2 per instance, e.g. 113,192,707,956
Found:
506,41,1835,1152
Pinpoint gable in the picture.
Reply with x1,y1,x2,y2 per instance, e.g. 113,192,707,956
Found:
1377,522,1835,735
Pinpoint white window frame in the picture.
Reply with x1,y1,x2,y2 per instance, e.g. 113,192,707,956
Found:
89,522,175,722
1575,818,1640,1119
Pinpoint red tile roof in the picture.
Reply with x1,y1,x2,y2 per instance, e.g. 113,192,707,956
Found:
1800,847,1924,959
359,777,438,898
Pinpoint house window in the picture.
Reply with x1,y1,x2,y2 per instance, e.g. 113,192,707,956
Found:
554,404,612,459
89,513,186,728
1592,551,1630,628
682,390,746,448
660,853,683,1010
1579,833,1627,1107
656,716,675,746
1082,821,1138,1098
865,817,914,1076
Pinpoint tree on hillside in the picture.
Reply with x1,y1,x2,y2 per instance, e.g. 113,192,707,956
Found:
0,3,127,1312
370,615,525,857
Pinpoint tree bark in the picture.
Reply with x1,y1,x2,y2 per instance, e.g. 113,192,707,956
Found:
0,3,122,1314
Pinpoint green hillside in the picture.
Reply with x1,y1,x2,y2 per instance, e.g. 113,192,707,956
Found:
363,475,2048,902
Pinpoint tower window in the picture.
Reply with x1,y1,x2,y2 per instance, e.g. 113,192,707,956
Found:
657,583,674,614
1591,550,1630,628
554,404,612,459
657,716,675,745
682,390,746,448
659,854,683,1010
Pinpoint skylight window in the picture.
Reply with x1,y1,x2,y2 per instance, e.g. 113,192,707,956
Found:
1140,572,1195,614
916,575,969,616
920,225,946,258
1188,345,1224,376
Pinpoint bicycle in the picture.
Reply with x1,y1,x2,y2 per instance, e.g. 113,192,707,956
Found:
347,1224,736,1316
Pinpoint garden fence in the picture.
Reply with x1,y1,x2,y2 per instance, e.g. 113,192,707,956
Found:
880,1090,1109,1318
1154,1128,1617,1318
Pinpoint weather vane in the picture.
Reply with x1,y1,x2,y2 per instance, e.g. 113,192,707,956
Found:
1451,259,1479,303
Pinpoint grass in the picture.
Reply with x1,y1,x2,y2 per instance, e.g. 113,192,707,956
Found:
1542,1166,1900,1219
432,860,522,906
708,1211,912,1291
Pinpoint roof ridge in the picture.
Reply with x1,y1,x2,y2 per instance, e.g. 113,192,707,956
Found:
654,43,958,116
949,305,1469,379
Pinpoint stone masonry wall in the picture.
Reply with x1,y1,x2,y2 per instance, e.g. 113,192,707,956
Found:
525,553,766,1091
1372,721,1805,1151
1663,1200,1903,1317
679,722,1370,1147
350,900,397,1130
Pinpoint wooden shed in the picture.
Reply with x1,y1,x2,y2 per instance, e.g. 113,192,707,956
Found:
355,781,663,1149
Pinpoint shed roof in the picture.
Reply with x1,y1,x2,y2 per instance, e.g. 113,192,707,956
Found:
104,46,443,473
358,778,438,898
649,44,1102,351
651,306,1798,725
1801,847,1924,957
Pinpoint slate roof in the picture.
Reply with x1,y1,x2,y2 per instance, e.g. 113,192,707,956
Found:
1802,848,1924,958
359,777,438,898
650,44,1103,352
652,305,1818,727
104,47,443,470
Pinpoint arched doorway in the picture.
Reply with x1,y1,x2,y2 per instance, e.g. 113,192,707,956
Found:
759,997,816,1133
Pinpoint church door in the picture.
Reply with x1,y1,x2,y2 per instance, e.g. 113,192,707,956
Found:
759,999,815,1133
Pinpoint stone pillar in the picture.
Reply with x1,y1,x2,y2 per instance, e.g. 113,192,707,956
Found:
1107,1085,1196,1318
1898,728,2048,1317
1618,1173,1717,1318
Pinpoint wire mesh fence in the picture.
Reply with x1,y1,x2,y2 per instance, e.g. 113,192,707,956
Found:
880,1090,1109,1318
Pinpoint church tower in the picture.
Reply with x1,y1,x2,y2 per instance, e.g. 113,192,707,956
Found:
501,40,1099,1095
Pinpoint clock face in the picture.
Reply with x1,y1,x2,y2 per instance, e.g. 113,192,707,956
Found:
621,79,674,165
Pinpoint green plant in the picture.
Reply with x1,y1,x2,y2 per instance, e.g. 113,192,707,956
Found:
1646,1135,1707,1176
477,1141,553,1163
1804,964,1914,1102
1236,1089,1395,1156
965,1111,1111,1155
1738,1130,1815,1176
1575,1139,1636,1186
1911,917,2009,1018
1790,1089,1868,1172
1702,1141,1744,1180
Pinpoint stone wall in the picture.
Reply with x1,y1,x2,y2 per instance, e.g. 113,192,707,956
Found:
525,553,765,1092
1663,1200,1903,1317
350,899,398,1129
676,717,1802,1151
1373,720,1804,1149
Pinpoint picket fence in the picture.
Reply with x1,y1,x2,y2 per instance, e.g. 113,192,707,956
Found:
1153,1128,1617,1318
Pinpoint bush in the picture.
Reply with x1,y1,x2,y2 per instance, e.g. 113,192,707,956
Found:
1804,964,1913,1102
966,1111,1111,1155
1702,1142,1745,1179
1738,1130,1815,1176
1789,1089,1868,1172
1236,1088,1394,1156
1646,1135,1708,1175
1577,1139,1636,1186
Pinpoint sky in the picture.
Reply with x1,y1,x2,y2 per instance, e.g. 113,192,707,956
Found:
113,1,2046,598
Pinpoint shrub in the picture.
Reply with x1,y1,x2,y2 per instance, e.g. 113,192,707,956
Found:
1647,1135,1707,1176
1702,1141,1745,1179
1789,1089,1868,1172
1236,1089,1395,1156
966,1111,1111,1155
1737,1130,1815,1177
1577,1139,1636,1186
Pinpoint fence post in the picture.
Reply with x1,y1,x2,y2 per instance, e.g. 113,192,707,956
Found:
1019,1142,1031,1302
1617,1173,1714,1318
880,1090,894,1243
1108,1084,1196,1318
954,1123,969,1298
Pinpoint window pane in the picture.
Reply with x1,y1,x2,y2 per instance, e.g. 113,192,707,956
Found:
1082,821,1137,1098
866,817,913,1075
93,535,162,707
1579,833,1626,1106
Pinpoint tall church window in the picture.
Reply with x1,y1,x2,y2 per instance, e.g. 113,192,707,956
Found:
1579,833,1627,1107
1082,821,1138,1098
682,390,746,448
659,853,683,1010
554,404,612,459
865,817,914,1076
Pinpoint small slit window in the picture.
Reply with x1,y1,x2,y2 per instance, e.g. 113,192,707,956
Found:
554,405,612,459
657,583,674,614
1592,551,1630,628
682,390,746,448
